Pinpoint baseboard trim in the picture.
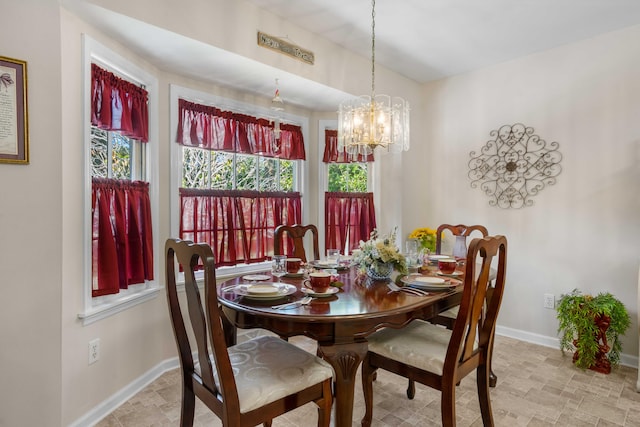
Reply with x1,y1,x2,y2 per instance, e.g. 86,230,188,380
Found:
69,357,180,427
495,325,638,369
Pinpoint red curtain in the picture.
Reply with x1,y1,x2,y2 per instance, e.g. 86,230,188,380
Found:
322,129,374,163
92,178,154,297
176,99,305,160
325,192,376,254
179,189,302,266
91,64,149,142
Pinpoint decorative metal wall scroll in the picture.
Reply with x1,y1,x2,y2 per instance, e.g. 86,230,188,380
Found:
468,124,562,209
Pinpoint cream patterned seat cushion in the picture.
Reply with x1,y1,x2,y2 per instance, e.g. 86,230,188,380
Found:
367,320,453,376
195,336,333,413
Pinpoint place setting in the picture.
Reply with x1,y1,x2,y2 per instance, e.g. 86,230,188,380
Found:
400,273,458,291
222,282,298,300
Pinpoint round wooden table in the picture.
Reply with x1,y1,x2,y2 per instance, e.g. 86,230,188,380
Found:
218,266,463,427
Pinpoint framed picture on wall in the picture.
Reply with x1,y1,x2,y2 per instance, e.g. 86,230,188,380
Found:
0,56,29,164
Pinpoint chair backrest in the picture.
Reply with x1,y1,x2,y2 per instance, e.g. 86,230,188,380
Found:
165,238,240,420
435,223,489,255
274,224,320,263
444,235,507,379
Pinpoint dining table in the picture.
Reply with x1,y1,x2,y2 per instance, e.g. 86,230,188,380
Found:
217,263,464,427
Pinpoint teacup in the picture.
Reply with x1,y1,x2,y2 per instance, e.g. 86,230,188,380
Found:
303,272,331,293
286,257,302,273
438,258,457,275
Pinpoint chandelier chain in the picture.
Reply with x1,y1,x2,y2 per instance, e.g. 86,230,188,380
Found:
371,0,376,97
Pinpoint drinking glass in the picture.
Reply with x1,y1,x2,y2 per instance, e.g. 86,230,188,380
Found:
271,255,287,283
327,248,340,265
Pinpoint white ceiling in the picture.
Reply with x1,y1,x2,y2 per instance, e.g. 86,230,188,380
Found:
63,0,640,111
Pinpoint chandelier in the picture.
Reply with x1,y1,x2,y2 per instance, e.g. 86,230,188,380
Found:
338,0,410,158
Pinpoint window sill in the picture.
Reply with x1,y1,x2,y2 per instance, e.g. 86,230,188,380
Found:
215,261,271,281
78,286,161,326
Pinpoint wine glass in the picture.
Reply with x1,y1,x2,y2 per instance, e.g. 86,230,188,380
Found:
271,255,287,283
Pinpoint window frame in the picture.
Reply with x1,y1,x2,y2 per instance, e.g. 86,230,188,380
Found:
169,84,309,279
79,35,160,325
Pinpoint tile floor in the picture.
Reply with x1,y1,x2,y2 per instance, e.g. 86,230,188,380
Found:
96,333,640,426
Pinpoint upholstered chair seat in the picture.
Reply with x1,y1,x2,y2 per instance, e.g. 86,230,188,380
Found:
194,335,333,414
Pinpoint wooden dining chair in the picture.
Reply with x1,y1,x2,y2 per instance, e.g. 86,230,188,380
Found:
435,223,489,256
274,224,320,263
361,235,507,427
165,238,333,427
433,224,489,329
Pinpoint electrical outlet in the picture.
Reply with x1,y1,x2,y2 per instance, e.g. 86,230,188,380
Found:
88,338,100,364
543,293,555,309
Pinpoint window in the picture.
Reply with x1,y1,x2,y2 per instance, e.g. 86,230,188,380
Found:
320,126,377,254
170,85,308,275
91,127,146,180
182,148,294,191
327,163,368,192
80,36,159,324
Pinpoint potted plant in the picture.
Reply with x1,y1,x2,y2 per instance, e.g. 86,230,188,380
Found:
556,289,630,374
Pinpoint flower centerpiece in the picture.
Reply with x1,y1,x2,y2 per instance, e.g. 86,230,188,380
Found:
408,227,437,253
353,228,407,281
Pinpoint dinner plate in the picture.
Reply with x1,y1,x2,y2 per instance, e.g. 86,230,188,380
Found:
312,260,339,268
242,274,271,281
232,283,297,300
301,287,339,298
401,275,455,290
246,284,281,295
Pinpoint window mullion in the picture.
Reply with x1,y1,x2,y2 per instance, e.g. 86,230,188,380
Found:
107,132,113,179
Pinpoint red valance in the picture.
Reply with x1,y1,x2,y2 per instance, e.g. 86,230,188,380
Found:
325,191,376,254
91,64,149,142
179,188,302,266
176,99,305,160
323,129,374,163
92,178,154,296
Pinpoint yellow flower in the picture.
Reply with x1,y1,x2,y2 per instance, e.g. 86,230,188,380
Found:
409,227,438,252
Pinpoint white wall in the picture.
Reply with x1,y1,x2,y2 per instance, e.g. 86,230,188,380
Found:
405,24,640,356
0,1,63,426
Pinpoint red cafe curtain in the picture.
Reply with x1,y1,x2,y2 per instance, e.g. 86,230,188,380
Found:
91,63,149,142
176,99,305,160
322,129,374,163
92,178,154,297
325,192,376,254
179,189,302,267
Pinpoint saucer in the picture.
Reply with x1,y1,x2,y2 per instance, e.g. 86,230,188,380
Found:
301,287,339,297
285,270,305,278
437,270,462,277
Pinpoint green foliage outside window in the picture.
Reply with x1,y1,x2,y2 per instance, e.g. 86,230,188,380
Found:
328,163,368,192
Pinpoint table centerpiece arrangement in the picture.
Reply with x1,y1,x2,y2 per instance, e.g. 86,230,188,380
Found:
353,228,407,281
